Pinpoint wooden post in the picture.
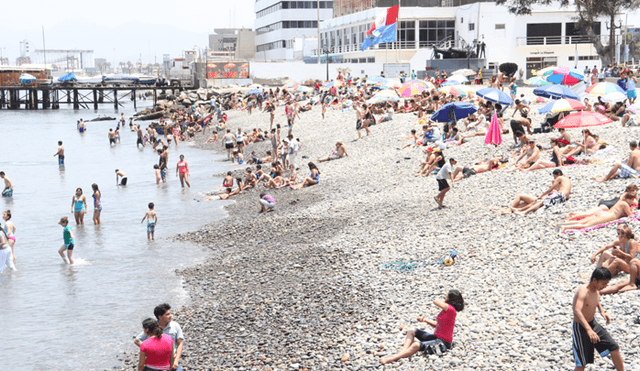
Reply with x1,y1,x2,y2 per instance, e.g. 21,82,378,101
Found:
154,88,157,106
133,88,137,110
73,89,79,109
33,89,39,109
43,89,49,109
27,89,32,109
99,89,104,103
67,88,71,103
93,89,98,109
114,89,118,109
0,89,4,109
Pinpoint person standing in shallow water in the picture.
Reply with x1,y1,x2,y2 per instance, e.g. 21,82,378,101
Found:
54,141,65,165
176,155,190,188
141,202,157,241
92,184,102,225
57,216,75,265
3,210,16,263
71,188,87,225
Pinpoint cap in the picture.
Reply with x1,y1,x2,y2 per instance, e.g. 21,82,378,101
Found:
426,147,434,152
283,139,289,142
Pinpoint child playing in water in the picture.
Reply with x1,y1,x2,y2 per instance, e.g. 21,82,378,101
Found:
57,216,75,264
141,203,157,241
154,164,161,184
380,290,464,365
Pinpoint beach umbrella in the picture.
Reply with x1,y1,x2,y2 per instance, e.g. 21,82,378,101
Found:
437,85,467,97
380,78,402,89
431,102,478,122
398,80,428,96
366,90,399,104
295,86,313,93
423,81,436,90
367,75,387,84
224,63,236,69
451,68,476,77
533,85,579,100
446,74,468,83
206,63,217,68
476,87,514,105
538,98,586,114
457,85,476,94
546,73,582,85
602,92,628,103
585,82,626,96
554,111,613,129
536,66,557,78
524,76,551,86
283,82,300,90
246,89,263,96
240,63,249,69
440,80,461,86
57,72,77,82
19,73,36,85
324,80,343,88
484,113,502,146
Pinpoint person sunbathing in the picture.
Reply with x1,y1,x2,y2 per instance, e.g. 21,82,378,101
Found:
263,171,285,189
291,162,320,189
505,139,540,172
555,128,571,147
401,130,420,149
590,223,640,277
558,193,635,232
281,165,297,187
526,138,564,171
493,169,571,215
594,140,640,182
318,141,349,162
210,187,240,200
565,184,638,221
452,157,502,180
461,114,489,139
561,129,597,157
417,149,445,177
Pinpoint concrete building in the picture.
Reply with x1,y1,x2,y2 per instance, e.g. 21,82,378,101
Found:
254,0,334,60
209,28,256,60
316,1,633,77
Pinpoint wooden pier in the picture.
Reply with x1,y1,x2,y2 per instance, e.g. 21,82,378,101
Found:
0,86,167,110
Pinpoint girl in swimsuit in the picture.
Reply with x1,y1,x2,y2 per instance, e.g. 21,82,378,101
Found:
71,188,87,225
176,155,191,188
559,194,635,232
564,184,639,221
291,162,320,189
3,210,16,263
590,224,640,276
92,183,102,225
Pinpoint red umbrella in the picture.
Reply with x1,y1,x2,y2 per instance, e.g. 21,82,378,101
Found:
224,63,236,69
554,111,613,129
240,63,249,69
484,113,502,145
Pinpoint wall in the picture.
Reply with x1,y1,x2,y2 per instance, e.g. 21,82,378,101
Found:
250,61,385,81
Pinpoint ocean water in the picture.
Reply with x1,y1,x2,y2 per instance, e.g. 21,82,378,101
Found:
0,100,230,370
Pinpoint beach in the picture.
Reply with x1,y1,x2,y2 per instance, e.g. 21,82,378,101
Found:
118,85,640,370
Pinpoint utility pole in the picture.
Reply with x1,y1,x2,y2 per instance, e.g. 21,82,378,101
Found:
317,0,321,64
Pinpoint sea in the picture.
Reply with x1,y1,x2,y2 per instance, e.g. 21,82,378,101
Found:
0,98,231,370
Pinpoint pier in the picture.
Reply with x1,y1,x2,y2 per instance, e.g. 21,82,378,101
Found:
0,86,168,110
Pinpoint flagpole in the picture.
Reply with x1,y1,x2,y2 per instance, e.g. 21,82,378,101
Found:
396,0,400,66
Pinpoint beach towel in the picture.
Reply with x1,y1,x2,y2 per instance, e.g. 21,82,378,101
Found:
484,113,502,146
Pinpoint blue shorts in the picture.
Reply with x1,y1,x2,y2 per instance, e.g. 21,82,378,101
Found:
2,188,12,197
628,89,637,99
160,168,167,180
147,222,155,234
618,163,640,178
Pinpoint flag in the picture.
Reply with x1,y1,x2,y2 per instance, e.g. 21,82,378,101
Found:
367,5,399,35
361,23,397,51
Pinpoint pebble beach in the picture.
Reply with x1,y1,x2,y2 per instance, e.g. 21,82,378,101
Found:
119,85,640,370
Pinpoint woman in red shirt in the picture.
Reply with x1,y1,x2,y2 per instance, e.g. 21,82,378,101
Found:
380,290,464,365
138,318,175,371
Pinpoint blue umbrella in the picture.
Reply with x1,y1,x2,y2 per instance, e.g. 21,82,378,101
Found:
19,73,36,85
440,80,461,86
366,76,387,84
476,87,514,105
58,72,77,82
533,84,579,100
246,89,263,96
431,102,478,123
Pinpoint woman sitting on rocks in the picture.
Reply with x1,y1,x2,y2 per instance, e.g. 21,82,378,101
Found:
380,290,464,365
590,223,640,276
291,162,320,189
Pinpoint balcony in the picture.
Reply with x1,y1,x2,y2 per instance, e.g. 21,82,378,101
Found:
516,35,620,47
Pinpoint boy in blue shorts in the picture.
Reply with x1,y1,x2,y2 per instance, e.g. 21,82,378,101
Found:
141,203,157,241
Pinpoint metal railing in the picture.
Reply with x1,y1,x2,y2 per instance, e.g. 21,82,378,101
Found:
516,35,620,47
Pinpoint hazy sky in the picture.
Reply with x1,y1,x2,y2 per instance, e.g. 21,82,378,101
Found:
1,0,256,65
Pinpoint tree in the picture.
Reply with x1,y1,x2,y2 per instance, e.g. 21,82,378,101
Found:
496,0,640,65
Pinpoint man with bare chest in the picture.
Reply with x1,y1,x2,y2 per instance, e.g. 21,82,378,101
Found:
572,267,624,371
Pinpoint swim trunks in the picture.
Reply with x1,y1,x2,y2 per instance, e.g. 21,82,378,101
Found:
160,168,167,180
543,191,567,207
628,90,637,99
58,155,65,165
510,120,524,135
462,166,476,178
147,221,156,234
329,154,341,161
356,119,362,130
2,188,12,197
437,179,449,191
120,177,128,186
617,163,640,178
137,138,143,145
572,320,618,368
65,243,75,251
225,142,234,149
109,138,116,144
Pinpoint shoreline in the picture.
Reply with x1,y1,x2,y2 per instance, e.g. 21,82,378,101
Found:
120,86,640,370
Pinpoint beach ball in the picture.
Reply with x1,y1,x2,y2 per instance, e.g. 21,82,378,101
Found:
522,107,529,114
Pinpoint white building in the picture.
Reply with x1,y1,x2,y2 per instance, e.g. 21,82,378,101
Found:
317,2,635,77
254,0,334,61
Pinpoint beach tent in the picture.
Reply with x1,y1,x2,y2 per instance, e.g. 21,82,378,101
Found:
58,72,78,82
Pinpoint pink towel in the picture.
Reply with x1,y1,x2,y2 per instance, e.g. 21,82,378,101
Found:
484,113,502,146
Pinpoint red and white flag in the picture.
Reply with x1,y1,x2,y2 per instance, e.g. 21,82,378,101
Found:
366,5,399,35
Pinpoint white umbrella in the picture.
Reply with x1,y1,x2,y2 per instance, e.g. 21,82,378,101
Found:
602,92,628,103
446,74,468,84
451,69,476,76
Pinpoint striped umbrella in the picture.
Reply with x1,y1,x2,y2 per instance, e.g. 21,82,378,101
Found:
536,66,557,78
476,87,514,105
533,85,579,100
538,99,585,114
546,67,584,85
438,85,467,97
398,80,428,96
585,82,626,96
457,85,476,94
324,80,343,88
525,76,551,86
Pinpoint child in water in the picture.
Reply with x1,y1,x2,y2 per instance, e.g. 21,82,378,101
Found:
380,290,464,364
154,164,161,184
141,203,157,241
57,217,75,264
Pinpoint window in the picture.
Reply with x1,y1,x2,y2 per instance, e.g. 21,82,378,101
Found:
460,17,463,23
398,21,416,49
566,22,600,44
419,19,456,47
495,24,505,30
469,23,475,31
526,23,561,45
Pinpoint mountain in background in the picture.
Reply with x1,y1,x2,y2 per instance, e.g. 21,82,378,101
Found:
1,20,212,65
